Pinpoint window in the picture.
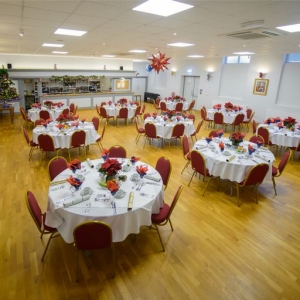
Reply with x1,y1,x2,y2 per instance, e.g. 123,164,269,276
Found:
224,55,251,64
286,53,300,62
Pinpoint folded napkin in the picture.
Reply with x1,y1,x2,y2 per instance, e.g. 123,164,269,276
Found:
226,155,236,162
128,192,134,211
144,175,161,182
255,153,271,162
63,195,90,207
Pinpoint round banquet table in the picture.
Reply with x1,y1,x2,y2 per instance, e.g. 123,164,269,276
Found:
28,107,64,122
193,138,275,183
207,109,245,124
144,116,195,139
32,122,100,149
45,158,164,243
257,124,300,147
160,100,189,111
104,105,136,119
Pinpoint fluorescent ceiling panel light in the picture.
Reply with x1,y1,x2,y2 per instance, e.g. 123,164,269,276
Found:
42,43,64,47
168,42,194,47
102,55,115,58
187,55,204,58
52,51,68,54
54,28,87,36
233,52,255,55
133,0,193,17
129,50,147,53
276,23,300,32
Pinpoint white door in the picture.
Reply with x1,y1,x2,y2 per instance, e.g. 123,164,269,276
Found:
132,77,147,99
182,76,200,103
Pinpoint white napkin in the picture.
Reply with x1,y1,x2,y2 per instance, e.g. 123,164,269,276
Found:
63,195,90,207
255,153,271,162
128,192,134,211
144,175,161,182
226,155,236,162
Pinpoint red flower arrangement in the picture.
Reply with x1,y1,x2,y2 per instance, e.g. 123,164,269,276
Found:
44,100,53,108
229,132,245,146
213,103,222,109
98,158,122,180
118,98,127,105
224,102,233,109
283,116,297,130
56,113,77,123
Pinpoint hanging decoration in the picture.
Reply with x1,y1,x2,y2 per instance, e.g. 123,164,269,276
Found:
148,52,171,74
146,64,152,72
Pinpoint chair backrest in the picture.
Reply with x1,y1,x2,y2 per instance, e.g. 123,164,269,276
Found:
188,100,195,111
233,113,244,125
118,107,128,118
20,106,29,121
69,103,75,113
70,130,86,147
257,127,270,145
73,221,113,251
48,156,68,181
101,101,106,107
171,123,185,138
95,104,101,116
164,185,184,222
175,102,183,111
134,117,141,131
160,102,167,111
200,108,206,120
190,150,207,177
187,114,195,123
143,113,151,120
73,105,78,115
134,105,141,117
108,145,127,158
209,130,218,137
26,191,43,231
182,135,190,157
140,104,146,114
34,118,45,126
92,116,100,131
38,134,56,151
202,106,207,113
155,156,172,189
145,122,157,138
277,150,291,175
246,108,252,119
249,135,264,144
193,120,204,135
101,122,107,140
39,110,50,120
247,111,255,123
242,163,269,186
156,98,161,106
252,119,257,134
62,108,70,115
100,106,108,118
214,112,224,124
22,126,31,144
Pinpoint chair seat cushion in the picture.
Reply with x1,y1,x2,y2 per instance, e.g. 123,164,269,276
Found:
186,152,191,160
272,166,279,176
151,203,170,224
138,128,145,133
30,141,38,147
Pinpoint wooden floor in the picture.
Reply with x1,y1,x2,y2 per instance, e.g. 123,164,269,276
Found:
1,104,300,300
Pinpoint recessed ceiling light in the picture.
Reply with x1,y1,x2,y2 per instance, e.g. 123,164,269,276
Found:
54,28,87,36
42,43,64,47
168,42,194,47
102,55,115,58
52,51,68,54
233,52,255,55
187,55,204,58
276,23,300,33
129,50,147,53
133,0,193,17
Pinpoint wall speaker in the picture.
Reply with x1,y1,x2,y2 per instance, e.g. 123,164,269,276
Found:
120,66,123,70
7,63,12,69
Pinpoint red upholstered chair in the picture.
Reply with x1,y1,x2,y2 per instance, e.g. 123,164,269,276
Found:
20,106,34,128
167,123,185,146
160,101,167,112
151,185,184,251
200,108,213,129
116,107,128,126
175,102,183,112
68,130,86,161
22,126,39,161
226,113,244,132
246,108,252,119
185,100,195,114
26,191,60,261
69,103,75,114
91,117,106,150
34,118,45,126
138,104,146,119
100,106,115,125
272,150,292,195
242,111,255,132
144,123,162,148
143,112,151,120
190,120,203,143
100,101,106,107
288,141,300,163
209,130,219,138
252,119,257,135
153,98,161,113
95,104,101,117
213,112,224,129
181,135,191,174
249,135,264,145
62,108,70,115
233,163,269,206
108,145,127,158
257,126,278,154
38,134,61,164
73,221,115,280
72,105,78,116
155,156,172,190
39,110,50,120
47,156,68,181
187,114,195,123
134,117,145,144
131,105,141,122
188,150,219,196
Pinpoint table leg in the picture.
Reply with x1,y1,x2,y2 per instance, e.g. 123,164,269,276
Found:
10,107,14,124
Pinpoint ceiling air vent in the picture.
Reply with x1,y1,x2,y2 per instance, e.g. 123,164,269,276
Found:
226,28,284,40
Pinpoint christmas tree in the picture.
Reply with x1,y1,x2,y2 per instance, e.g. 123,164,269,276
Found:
0,65,20,101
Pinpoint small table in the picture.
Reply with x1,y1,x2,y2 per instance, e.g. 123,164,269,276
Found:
0,104,14,124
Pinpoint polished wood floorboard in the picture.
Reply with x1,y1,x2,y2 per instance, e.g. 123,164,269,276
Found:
1,104,300,300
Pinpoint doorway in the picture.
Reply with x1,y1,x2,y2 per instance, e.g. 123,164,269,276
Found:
182,76,200,104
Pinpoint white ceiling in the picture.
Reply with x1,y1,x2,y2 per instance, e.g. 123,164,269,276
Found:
1,0,300,61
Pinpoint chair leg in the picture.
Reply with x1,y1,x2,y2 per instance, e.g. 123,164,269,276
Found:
235,183,241,207
75,250,80,282
188,171,196,186
168,219,174,231
41,232,57,261
181,161,190,174
68,149,71,162
272,177,277,195
154,224,165,252
202,178,212,196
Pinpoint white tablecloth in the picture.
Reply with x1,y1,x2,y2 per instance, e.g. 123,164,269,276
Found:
28,107,64,122
32,122,100,149
144,116,195,139
207,109,244,124
45,159,164,243
160,101,189,111
193,138,275,183
104,105,136,118
257,124,300,147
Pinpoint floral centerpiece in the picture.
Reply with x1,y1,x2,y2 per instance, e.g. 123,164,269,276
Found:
224,102,233,109
98,158,122,181
213,103,222,110
44,100,54,108
164,92,185,102
56,113,78,123
229,132,245,147
165,109,176,119
55,102,64,108
264,117,275,125
41,118,52,128
32,103,41,109
118,98,127,106
283,116,297,130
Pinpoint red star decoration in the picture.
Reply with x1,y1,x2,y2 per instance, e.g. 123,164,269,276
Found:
148,52,171,74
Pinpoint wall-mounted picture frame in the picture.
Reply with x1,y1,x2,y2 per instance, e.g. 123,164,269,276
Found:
113,78,131,91
253,78,269,96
